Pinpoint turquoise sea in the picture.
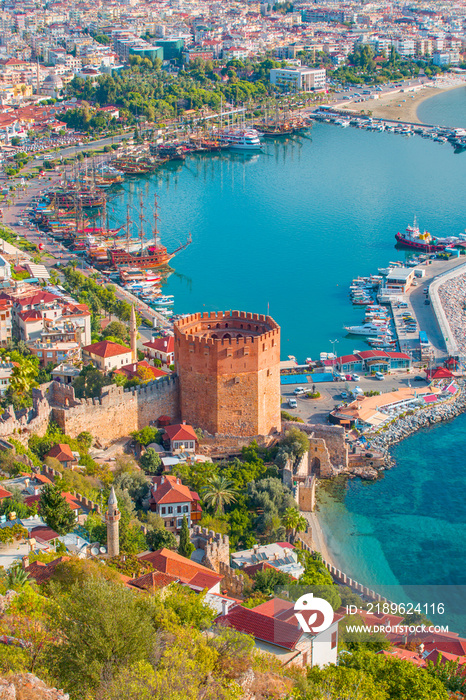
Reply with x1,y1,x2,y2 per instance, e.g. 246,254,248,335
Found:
110,89,466,628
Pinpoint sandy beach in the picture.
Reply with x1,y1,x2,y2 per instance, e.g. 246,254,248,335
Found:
304,509,338,569
338,78,466,124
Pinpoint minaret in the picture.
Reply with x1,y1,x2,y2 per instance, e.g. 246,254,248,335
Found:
105,486,120,557
130,304,137,362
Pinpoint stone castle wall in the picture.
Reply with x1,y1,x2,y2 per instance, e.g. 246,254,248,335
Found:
175,311,281,437
282,421,348,475
50,377,179,445
0,387,52,445
191,526,230,573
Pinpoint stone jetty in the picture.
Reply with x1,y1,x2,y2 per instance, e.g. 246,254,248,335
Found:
367,380,466,466
438,272,466,356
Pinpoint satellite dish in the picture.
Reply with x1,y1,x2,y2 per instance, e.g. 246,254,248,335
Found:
90,546,99,556
100,546,107,554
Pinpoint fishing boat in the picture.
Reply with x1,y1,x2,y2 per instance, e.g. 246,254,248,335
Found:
395,217,451,252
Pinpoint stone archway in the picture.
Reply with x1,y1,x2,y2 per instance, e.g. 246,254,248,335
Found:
311,457,321,477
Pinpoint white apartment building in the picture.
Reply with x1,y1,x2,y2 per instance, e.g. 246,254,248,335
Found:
270,66,326,91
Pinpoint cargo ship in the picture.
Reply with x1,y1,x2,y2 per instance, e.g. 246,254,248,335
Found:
395,218,448,252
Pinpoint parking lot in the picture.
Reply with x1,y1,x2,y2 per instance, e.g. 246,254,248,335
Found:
281,370,429,426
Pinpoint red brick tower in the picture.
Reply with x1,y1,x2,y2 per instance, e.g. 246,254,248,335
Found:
174,311,281,437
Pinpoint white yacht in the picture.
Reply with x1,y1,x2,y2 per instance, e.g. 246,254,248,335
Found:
219,129,263,150
344,324,392,336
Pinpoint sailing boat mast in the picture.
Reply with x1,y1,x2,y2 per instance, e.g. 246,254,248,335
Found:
138,192,145,256
126,204,131,252
153,192,160,246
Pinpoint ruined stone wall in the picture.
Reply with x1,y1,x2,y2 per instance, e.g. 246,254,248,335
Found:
218,561,245,597
282,421,348,474
50,377,179,445
0,386,52,445
175,311,281,437
191,526,230,573
297,476,316,512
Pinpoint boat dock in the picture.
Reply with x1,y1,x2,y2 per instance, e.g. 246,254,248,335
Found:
311,108,466,151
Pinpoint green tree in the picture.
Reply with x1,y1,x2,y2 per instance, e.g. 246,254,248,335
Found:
202,475,237,515
178,515,194,558
253,567,293,596
39,483,76,535
147,527,177,551
275,427,309,467
282,506,307,543
73,364,111,398
139,447,162,474
340,649,449,700
49,578,156,696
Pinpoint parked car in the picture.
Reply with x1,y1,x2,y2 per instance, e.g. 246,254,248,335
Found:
425,299,431,305
294,387,305,395
352,373,361,381
375,371,384,380
288,397,298,408
341,391,348,399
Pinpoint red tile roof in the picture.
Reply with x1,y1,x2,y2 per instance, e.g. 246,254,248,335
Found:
47,443,74,462
16,291,59,308
18,309,42,322
82,340,131,358
143,336,174,354
426,367,454,379
24,556,70,584
385,352,411,360
139,548,222,590
216,604,302,650
129,570,179,591
30,525,59,542
150,474,197,505
164,423,197,442
0,486,12,500
338,354,360,364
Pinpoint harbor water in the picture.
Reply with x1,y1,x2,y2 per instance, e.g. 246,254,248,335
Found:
112,89,466,621
112,116,466,363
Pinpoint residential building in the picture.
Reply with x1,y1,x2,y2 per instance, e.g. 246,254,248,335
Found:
162,422,197,453
270,66,326,91
0,361,16,396
149,474,202,532
45,443,77,469
0,255,11,280
230,542,304,579
216,598,341,667
0,299,12,346
143,335,174,369
82,340,133,372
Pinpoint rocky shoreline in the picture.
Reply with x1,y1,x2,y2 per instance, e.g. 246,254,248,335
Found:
367,380,466,469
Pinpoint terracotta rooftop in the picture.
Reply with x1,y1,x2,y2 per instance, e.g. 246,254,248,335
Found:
150,474,198,505
164,423,197,442
82,340,132,358
46,443,74,463
139,548,222,590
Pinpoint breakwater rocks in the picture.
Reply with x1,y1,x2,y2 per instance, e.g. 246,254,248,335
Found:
368,382,466,464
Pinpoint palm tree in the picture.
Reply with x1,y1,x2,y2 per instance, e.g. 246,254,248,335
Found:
6,565,31,590
282,507,307,544
202,475,237,515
